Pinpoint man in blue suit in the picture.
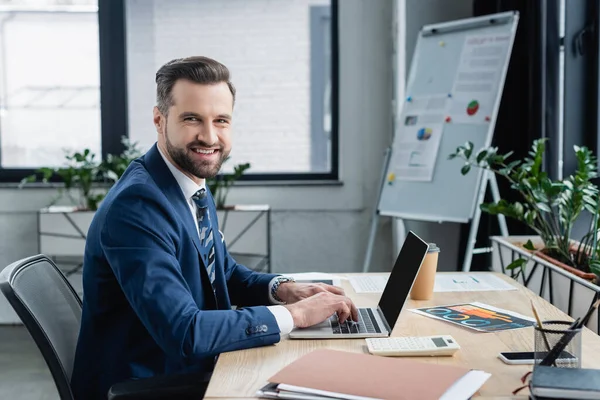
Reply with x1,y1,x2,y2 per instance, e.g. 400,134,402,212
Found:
71,56,358,399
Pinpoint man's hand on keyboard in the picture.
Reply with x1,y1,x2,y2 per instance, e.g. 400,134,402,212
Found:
276,281,345,304
284,292,359,328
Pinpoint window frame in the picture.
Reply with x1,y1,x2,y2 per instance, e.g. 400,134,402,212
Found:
0,0,340,183
561,0,598,178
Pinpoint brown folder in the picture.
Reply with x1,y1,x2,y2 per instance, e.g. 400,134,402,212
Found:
268,349,474,400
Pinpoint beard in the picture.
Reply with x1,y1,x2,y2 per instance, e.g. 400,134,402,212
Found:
165,126,228,179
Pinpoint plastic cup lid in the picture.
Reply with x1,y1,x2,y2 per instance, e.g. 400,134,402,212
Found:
428,243,440,252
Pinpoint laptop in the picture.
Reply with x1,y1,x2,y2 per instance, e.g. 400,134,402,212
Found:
289,231,430,339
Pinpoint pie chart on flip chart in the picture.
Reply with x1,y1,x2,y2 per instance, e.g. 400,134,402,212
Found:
466,100,480,116
416,127,433,141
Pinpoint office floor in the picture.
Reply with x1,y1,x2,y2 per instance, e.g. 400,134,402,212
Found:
0,325,58,400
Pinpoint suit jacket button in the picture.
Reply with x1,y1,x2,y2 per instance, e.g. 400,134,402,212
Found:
261,325,268,332
245,328,252,335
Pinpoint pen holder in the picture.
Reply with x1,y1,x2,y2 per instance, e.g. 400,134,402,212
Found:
534,320,582,369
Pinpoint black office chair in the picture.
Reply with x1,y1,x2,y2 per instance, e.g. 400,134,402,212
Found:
0,254,210,400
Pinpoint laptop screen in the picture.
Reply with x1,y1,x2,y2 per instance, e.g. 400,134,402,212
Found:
378,231,429,329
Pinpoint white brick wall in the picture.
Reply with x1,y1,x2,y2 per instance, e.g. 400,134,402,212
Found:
126,0,329,174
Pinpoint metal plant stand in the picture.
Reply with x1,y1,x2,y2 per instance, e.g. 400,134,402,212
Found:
491,236,600,334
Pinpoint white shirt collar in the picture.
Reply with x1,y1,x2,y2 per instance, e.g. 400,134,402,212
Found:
157,144,205,201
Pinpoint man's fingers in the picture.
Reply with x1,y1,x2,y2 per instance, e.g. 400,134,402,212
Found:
323,284,345,296
313,284,329,293
337,302,351,323
350,301,359,322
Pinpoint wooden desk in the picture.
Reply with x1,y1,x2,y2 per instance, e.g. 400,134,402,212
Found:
205,272,600,399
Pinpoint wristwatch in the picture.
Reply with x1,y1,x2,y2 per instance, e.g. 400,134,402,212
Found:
271,276,296,304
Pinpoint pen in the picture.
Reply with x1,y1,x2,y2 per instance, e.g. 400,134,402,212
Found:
575,298,600,329
531,301,555,367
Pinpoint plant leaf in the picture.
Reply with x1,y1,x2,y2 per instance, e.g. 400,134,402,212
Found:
464,142,473,159
476,150,488,164
502,150,514,160
506,258,527,270
536,202,551,212
461,164,471,175
590,260,600,277
523,239,536,251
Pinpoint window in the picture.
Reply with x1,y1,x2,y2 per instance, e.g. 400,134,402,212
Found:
0,0,338,182
0,0,100,170
125,0,338,179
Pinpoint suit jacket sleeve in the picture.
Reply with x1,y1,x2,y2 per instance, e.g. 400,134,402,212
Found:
100,183,281,364
222,243,279,307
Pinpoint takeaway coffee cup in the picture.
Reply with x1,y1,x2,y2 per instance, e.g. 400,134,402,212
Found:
409,243,440,300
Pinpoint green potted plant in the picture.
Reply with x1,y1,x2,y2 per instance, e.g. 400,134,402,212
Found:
20,136,142,211
207,159,251,209
449,139,600,283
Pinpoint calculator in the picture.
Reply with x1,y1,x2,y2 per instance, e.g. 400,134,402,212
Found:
365,335,460,357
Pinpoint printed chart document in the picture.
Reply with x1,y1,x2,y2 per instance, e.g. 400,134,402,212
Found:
449,33,511,124
434,273,517,292
350,273,516,294
392,94,449,182
411,302,535,332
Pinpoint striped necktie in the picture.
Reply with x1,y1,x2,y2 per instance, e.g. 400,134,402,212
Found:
191,188,216,288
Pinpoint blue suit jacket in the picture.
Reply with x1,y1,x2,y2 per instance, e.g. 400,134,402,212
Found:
71,144,281,400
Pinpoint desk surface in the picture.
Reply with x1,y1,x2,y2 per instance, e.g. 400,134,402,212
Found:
204,272,600,399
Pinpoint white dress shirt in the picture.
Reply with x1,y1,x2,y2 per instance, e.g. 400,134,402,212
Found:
157,146,294,335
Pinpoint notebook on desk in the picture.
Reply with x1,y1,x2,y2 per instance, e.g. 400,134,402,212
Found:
530,366,600,399
259,349,490,400
289,231,429,339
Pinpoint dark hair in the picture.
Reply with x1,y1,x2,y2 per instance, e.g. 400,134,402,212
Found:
155,56,236,115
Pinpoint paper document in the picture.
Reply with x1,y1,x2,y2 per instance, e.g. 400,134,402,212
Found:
276,384,379,400
257,382,335,400
392,122,445,182
221,204,269,211
285,272,343,287
349,276,388,293
389,94,449,182
411,302,535,332
440,371,492,400
434,273,517,292
449,33,511,124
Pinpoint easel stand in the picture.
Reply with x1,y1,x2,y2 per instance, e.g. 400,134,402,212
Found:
461,171,509,272
362,158,509,273
362,147,393,274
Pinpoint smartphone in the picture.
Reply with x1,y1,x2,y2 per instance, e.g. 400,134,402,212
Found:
498,351,578,365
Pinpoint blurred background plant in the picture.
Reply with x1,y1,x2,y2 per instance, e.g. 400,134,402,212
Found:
450,138,600,282
207,159,251,209
19,136,143,211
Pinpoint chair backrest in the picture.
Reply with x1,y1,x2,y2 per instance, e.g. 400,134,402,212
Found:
0,255,82,400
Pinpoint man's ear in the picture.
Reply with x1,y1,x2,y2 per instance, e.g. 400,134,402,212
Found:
153,106,164,134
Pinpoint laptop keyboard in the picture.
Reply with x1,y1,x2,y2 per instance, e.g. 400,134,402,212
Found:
330,308,381,334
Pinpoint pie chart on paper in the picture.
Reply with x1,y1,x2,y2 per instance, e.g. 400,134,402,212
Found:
416,127,433,141
466,100,480,116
